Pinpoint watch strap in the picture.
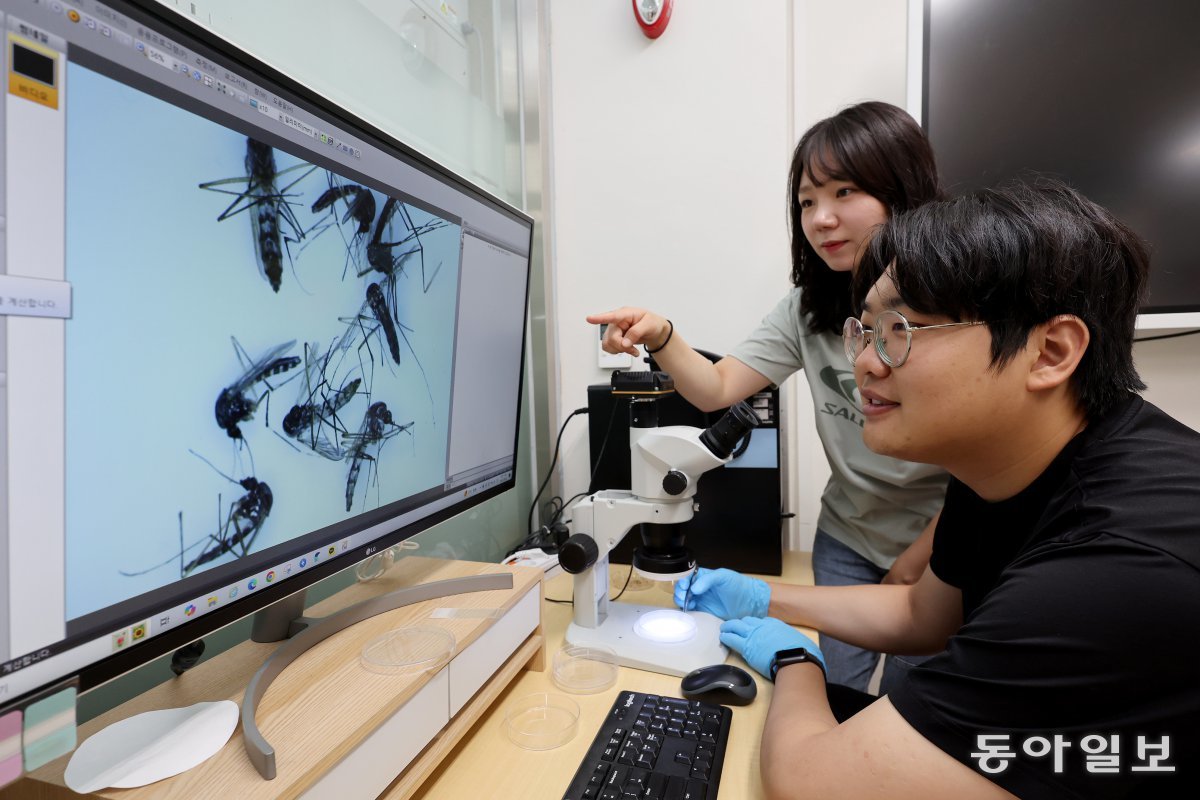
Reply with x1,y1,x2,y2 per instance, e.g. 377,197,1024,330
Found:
769,647,826,682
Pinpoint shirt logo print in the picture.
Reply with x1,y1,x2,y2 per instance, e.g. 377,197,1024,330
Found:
818,366,864,428
819,366,861,408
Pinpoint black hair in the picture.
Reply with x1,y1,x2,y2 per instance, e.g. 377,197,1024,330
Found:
788,101,943,334
853,177,1149,420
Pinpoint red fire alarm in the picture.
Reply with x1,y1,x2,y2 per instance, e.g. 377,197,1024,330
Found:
633,0,673,40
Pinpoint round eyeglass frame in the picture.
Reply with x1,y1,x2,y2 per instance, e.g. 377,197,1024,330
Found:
843,310,984,368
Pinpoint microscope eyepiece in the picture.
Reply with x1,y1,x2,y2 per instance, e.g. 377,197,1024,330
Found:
699,401,760,459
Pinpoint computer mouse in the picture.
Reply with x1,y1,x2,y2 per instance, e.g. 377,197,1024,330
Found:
680,663,757,706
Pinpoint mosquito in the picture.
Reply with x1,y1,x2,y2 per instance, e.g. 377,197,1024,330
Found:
214,337,301,452
362,197,447,295
278,341,362,459
343,401,413,512
199,138,318,292
328,282,435,417
306,176,377,278
120,451,273,578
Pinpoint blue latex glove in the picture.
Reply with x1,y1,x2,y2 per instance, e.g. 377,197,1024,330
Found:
674,567,770,620
719,617,824,680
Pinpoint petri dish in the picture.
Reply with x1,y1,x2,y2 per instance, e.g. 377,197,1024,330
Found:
552,644,619,694
360,626,455,675
632,609,696,643
503,693,579,750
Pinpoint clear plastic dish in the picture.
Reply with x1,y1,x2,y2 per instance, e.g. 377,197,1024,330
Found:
633,609,697,643
503,692,579,750
360,626,455,675
552,644,619,694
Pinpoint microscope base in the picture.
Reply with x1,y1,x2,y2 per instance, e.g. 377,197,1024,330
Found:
566,603,728,677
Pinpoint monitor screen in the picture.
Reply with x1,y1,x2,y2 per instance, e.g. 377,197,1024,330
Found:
923,0,1200,314
0,0,532,710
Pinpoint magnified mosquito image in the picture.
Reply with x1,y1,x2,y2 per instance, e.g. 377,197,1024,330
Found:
64,59,465,613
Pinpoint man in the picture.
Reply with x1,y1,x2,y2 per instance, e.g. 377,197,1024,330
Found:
680,180,1199,798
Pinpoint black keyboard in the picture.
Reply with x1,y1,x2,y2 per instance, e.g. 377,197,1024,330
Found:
561,690,733,800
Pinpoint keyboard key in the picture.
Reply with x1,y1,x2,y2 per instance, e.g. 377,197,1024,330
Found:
562,692,729,800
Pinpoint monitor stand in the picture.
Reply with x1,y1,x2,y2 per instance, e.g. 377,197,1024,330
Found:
241,572,511,779
63,572,513,790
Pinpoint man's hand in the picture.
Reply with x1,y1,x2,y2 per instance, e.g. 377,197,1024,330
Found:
586,307,671,356
674,567,770,619
719,617,824,679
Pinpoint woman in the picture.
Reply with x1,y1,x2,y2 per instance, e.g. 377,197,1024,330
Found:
587,101,947,694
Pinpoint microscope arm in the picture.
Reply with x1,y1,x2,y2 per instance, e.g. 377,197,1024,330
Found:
566,491,695,629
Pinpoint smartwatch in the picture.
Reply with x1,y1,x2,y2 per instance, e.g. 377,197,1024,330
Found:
769,647,826,682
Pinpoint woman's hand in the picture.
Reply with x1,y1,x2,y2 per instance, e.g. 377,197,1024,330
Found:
881,512,938,585
586,307,671,356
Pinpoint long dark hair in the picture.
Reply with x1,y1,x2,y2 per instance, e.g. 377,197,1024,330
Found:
788,101,943,334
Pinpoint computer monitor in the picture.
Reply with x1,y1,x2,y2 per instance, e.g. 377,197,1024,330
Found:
0,0,532,715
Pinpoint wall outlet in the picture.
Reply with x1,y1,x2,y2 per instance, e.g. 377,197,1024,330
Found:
597,324,633,369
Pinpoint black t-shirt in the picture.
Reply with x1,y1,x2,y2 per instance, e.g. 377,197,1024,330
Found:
890,396,1200,799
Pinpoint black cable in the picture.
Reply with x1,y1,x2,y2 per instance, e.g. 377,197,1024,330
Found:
527,407,588,537
587,400,622,494
546,564,636,606
609,563,635,602
1134,328,1200,343
552,492,591,526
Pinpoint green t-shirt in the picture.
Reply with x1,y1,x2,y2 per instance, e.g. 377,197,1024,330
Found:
729,288,948,568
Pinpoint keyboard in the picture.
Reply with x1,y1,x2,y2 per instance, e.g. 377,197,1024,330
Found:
561,690,733,800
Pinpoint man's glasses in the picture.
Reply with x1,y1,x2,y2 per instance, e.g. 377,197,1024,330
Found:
843,309,984,367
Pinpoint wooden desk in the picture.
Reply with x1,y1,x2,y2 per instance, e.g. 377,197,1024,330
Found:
4,558,546,800
408,551,814,800
2,552,811,800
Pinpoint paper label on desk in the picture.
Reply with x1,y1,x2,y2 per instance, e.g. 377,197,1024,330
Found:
430,607,502,619
63,700,238,793
22,686,76,771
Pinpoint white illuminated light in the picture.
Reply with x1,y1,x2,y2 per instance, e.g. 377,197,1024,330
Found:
633,610,697,644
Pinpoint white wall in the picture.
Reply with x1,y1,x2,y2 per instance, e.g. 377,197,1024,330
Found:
545,1,1200,550
545,2,798,534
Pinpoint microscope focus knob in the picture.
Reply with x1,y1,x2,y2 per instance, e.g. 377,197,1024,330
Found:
662,469,688,496
558,534,600,574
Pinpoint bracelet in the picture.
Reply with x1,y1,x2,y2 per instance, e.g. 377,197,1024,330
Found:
644,319,674,354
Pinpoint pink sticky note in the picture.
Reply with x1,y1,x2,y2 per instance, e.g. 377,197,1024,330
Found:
0,710,23,788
